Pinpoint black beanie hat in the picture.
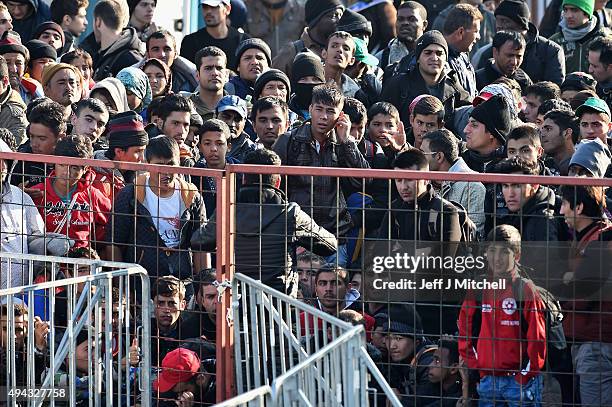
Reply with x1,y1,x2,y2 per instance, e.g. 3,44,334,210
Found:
25,40,57,62
305,0,344,27
470,95,512,143
253,69,291,102
495,0,530,32
561,72,597,92
337,9,372,36
291,52,325,87
235,38,272,69
107,111,149,149
414,30,448,61
380,304,424,337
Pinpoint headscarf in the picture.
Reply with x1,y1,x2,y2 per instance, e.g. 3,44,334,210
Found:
141,58,172,97
90,78,130,114
116,67,153,114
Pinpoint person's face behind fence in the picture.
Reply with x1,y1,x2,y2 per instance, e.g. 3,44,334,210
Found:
155,293,185,329
315,271,347,311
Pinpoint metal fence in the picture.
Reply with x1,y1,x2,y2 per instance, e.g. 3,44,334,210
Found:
0,252,151,406
1,151,612,406
217,273,401,406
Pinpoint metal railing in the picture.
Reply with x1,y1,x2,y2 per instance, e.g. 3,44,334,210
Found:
221,273,401,407
0,252,151,407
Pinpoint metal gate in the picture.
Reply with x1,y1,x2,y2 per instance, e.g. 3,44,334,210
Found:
215,273,401,406
0,252,151,407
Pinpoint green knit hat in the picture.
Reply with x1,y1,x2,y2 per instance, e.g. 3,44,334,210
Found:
562,0,595,16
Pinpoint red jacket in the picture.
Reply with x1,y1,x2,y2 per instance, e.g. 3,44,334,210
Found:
31,169,112,248
457,274,547,384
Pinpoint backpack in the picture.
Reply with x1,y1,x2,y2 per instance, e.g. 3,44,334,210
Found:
427,199,480,257
470,274,567,365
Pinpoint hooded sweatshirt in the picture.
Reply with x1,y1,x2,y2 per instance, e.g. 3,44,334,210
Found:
30,169,112,248
0,139,46,288
90,78,130,113
93,27,144,81
11,0,51,43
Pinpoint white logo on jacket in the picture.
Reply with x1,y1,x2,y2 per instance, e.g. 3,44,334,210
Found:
502,297,517,315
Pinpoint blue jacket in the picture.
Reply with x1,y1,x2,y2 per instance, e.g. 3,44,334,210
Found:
12,0,51,42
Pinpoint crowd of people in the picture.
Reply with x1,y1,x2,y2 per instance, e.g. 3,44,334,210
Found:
0,0,611,405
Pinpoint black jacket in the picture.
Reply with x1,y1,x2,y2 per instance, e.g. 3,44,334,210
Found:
93,28,144,81
151,316,201,367
448,46,477,98
171,57,199,93
474,23,566,85
11,0,51,43
461,147,506,174
191,184,337,294
107,174,206,281
496,185,560,243
272,123,370,238
377,186,461,250
476,59,533,94
381,65,472,132
474,23,565,85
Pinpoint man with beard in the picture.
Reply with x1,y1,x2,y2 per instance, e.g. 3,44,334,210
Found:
272,0,344,78
225,38,271,100
0,54,26,145
189,46,228,121
41,63,82,119
540,109,577,176
180,0,249,69
376,1,428,69
0,32,43,105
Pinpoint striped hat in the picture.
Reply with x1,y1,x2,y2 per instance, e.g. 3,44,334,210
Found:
107,111,149,149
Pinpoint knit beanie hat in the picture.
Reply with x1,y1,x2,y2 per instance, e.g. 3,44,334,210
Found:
235,38,272,71
337,9,372,36
470,95,512,143
379,304,424,337
291,52,325,87
25,40,57,62
414,30,448,61
495,0,531,31
41,63,81,86
562,0,595,17
305,0,344,27
107,110,149,149
561,72,597,92
0,32,28,59
253,69,291,102
569,138,611,177
33,22,65,48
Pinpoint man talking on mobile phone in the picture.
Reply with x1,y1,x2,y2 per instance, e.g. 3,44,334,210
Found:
273,84,370,267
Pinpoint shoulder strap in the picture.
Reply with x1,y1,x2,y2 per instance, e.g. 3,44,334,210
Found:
410,345,437,367
512,277,529,337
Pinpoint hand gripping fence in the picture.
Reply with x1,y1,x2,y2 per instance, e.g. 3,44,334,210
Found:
0,252,151,407
215,273,402,407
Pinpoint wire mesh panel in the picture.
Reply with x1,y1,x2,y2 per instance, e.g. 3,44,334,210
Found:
0,252,151,407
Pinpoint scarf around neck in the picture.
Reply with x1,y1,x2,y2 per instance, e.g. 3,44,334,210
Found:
559,17,598,48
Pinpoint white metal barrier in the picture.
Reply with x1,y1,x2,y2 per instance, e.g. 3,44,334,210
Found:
0,252,151,407
220,273,401,407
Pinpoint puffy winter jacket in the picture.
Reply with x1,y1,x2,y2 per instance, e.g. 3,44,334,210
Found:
550,16,611,75
272,123,370,238
476,59,533,93
0,84,27,146
191,184,337,294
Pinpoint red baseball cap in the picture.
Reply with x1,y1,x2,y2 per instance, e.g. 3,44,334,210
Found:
153,348,201,393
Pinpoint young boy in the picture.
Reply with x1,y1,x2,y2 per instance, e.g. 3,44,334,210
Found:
342,97,367,142
458,225,546,407
31,135,112,249
251,96,289,149
193,119,238,216
70,98,110,151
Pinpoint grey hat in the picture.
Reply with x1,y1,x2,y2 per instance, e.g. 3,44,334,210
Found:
569,138,612,178
380,304,423,337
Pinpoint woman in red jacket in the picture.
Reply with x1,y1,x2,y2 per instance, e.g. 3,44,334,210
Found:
458,225,547,406
30,135,112,249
